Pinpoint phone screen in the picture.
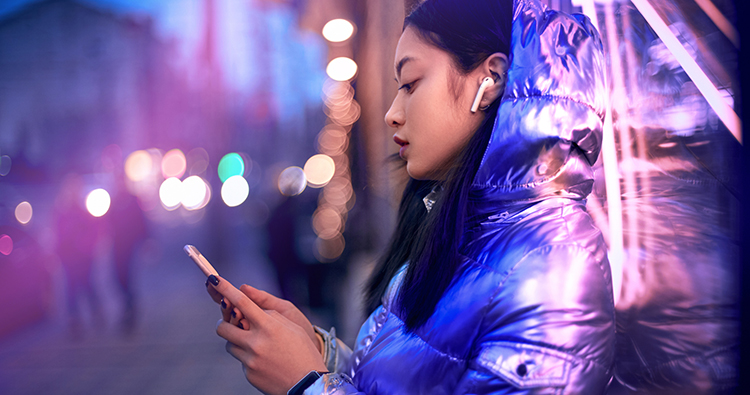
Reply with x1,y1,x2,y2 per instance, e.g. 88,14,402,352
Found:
183,245,219,277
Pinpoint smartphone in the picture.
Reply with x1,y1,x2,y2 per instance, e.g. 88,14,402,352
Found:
183,245,219,277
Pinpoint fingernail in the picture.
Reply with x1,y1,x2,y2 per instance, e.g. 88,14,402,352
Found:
238,322,244,330
231,309,237,318
208,275,219,286
205,278,210,287
221,299,227,309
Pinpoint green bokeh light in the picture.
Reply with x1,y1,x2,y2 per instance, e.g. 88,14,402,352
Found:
218,153,245,183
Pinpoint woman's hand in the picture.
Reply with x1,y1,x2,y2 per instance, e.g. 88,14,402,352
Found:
206,277,322,353
210,275,327,395
238,284,322,353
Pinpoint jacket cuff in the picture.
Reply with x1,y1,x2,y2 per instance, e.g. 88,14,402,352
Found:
302,373,356,395
314,326,338,372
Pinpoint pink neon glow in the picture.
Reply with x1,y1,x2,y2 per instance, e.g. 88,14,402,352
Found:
0,234,12,256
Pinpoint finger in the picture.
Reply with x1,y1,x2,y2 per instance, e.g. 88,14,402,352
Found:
206,279,223,304
217,319,253,346
213,275,266,325
221,298,233,322
238,318,249,330
233,309,247,329
240,284,287,311
230,307,244,327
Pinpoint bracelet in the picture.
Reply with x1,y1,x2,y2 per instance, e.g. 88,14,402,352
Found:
287,370,328,395
313,326,338,372
315,331,325,357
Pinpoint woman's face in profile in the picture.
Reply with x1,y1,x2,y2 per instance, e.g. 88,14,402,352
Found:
385,26,486,181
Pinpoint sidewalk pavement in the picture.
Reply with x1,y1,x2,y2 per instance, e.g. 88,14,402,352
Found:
0,237,278,395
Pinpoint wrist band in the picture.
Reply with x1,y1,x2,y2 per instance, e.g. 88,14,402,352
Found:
287,370,328,395
313,326,338,372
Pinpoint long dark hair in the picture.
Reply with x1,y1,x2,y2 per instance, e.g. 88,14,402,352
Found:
365,0,513,330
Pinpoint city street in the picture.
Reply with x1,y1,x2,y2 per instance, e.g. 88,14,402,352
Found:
0,235,277,395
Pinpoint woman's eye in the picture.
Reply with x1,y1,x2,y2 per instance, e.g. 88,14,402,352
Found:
398,81,416,93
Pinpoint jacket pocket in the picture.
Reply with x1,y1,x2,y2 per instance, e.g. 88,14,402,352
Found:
476,341,574,389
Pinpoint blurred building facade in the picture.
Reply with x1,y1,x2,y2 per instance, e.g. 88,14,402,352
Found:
0,0,174,176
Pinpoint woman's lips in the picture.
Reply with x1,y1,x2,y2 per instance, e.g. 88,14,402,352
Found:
399,144,408,159
394,136,408,159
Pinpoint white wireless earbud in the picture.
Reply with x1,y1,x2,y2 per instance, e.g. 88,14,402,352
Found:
470,77,495,113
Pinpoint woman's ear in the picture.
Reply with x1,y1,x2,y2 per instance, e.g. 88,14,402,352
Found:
480,53,509,105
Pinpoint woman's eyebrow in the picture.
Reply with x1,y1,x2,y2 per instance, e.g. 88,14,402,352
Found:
395,56,414,81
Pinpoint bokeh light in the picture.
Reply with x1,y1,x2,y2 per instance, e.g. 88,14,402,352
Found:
15,201,32,224
159,177,183,210
322,79,354,106
346,191,357,211
218,153,245,183
278,166,307,196
182,175,210,210
304,154,335,188
0,234,12,256
187,147,210,176
332,154,351,177
322,19,355,43
326,99,361,126
125,150,153,182
321,177,353,208
86,188,111,217
316,125,349,156
221,175,249,207
326,57,357,81
161,149,187,179
0,155,11,176
314,233,345,262
312,206,343,239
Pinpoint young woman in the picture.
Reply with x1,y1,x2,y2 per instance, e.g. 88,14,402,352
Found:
206,0,615,393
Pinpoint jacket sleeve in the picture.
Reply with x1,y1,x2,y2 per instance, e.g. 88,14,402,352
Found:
452,244,615,394
314,326,353,375
299,326,358,394
303,332,362,394
304,305,389,394
302,373,360,395
298,327,359,394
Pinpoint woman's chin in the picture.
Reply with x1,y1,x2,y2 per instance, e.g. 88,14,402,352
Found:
406,164,445,181
405,163,425,180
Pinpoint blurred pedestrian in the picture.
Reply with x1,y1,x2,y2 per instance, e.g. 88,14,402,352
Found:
108,177,148,336
54,174,104,340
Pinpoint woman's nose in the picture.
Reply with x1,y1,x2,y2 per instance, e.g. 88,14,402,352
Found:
385,99,404,128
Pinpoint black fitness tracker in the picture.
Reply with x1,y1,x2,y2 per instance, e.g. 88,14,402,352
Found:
287,370,328,395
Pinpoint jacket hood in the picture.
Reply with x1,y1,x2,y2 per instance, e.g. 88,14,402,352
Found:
471,0,606,207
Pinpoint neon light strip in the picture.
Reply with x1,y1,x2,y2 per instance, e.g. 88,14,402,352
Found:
579,0,599,29
602,107,624,306
623,8,654,292
580,0,624,306
631,0,742,144
694,0,739,48
607,2,636,308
